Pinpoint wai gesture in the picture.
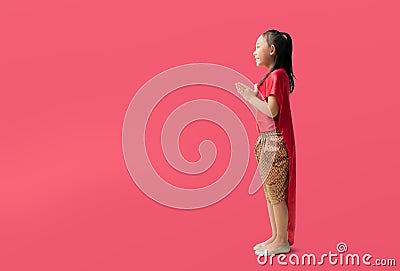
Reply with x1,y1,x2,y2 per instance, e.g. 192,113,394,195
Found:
235,82,259,101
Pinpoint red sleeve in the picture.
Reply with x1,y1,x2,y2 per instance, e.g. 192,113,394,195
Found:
265,71,284,108
258,82,267,100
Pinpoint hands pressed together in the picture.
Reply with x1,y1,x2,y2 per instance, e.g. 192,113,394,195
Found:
235,82,259,101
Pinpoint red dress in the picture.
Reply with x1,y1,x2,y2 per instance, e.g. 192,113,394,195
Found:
256,68,297,246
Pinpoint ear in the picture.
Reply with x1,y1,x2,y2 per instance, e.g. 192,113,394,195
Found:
270,44,276,55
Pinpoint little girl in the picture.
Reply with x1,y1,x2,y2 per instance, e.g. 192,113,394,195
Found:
235,29,297,256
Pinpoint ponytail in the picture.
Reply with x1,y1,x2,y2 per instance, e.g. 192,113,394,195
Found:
258,30,296,93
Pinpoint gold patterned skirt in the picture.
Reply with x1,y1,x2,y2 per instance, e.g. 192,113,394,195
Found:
254,129,289,205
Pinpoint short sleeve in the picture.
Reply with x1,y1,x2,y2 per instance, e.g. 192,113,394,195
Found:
265,71,285,108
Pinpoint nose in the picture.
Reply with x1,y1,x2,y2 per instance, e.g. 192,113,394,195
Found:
253,51,256,56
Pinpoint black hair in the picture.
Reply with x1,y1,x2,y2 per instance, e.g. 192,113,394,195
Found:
258,29,296,93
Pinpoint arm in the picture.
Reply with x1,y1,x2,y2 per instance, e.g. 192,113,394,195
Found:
248,95,279,118
235,82,279,118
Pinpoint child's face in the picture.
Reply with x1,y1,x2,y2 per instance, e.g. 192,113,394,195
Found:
253,34,275,69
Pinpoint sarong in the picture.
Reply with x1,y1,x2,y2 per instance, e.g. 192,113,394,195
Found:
254,129,289,205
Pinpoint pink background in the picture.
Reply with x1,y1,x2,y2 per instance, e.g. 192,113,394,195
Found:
1,0,399,270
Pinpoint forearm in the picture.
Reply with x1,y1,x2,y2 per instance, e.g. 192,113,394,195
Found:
247,96,273,117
